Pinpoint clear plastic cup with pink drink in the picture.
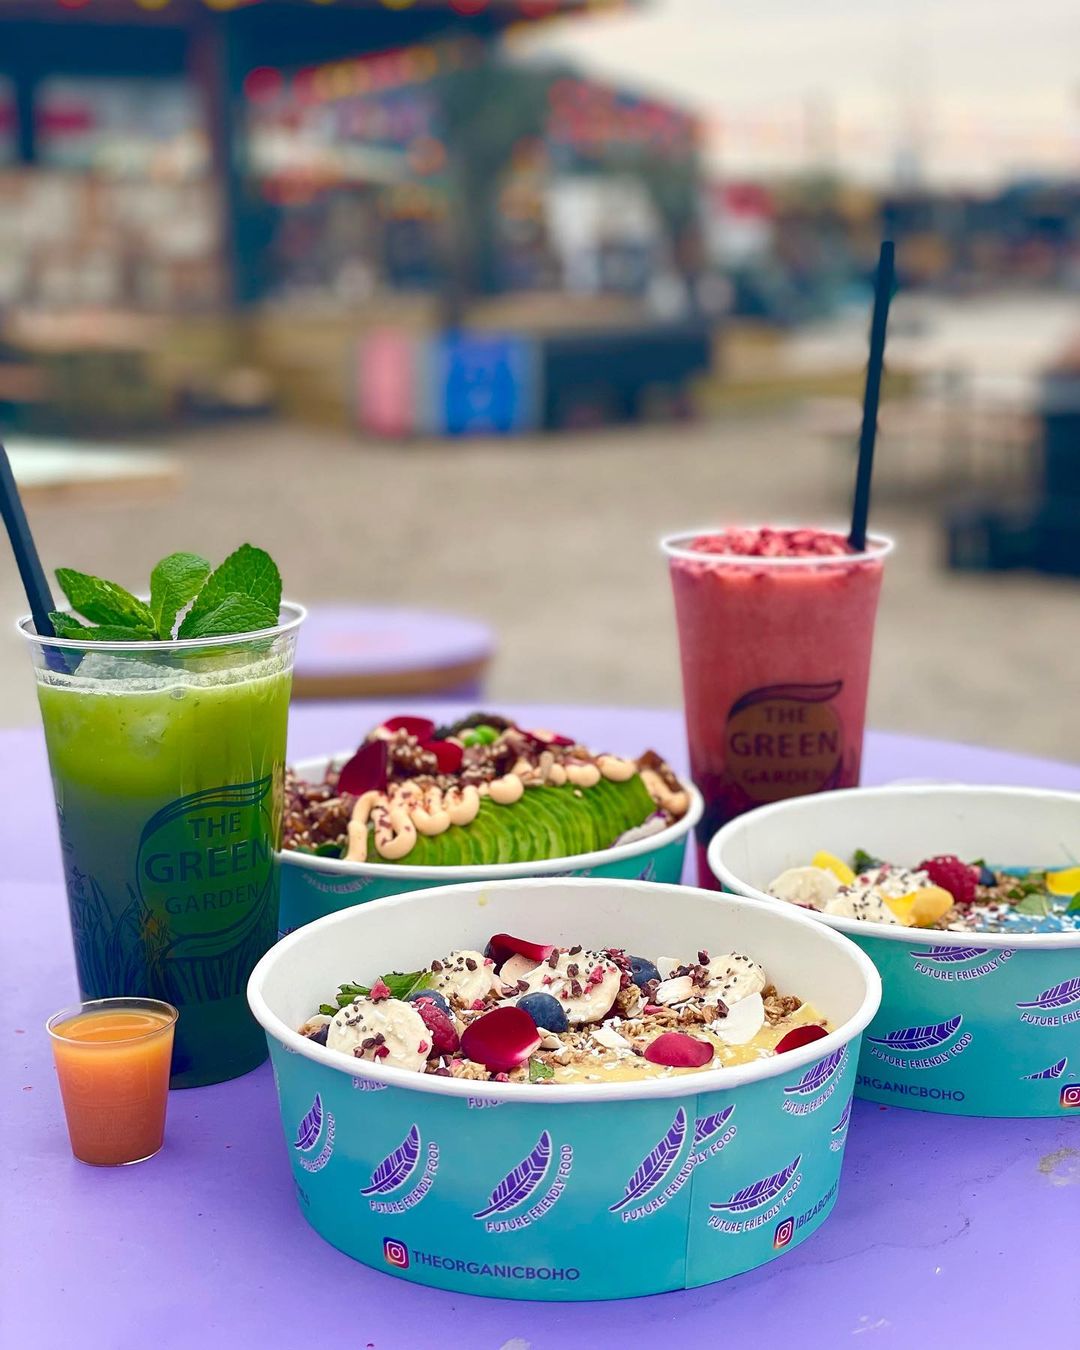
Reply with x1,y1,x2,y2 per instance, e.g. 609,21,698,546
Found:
662,526,893,886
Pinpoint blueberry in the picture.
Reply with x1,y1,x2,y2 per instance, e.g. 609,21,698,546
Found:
629,956,660,989
517,992,569,1033
407,989,451,1015
976,865,996,888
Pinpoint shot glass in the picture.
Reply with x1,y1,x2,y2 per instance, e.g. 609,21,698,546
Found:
47,997,178,1166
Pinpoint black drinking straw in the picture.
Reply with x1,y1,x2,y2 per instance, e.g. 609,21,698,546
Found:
848,239,896,551
0,435,58,639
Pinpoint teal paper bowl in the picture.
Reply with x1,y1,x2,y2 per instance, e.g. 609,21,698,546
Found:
278,753,703,937
708,786,1080,1118
247,877,880,1300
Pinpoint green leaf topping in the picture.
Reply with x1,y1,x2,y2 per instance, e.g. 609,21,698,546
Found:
180,544,281,636
380,970,433,1001
1013,892,1053,917
149,552,211,639
177,593,279,641
528,1058,554,1082
852,848,881,873
49,612,162,642
55,567,155,635
318,1004,338,1018
52,543,283,642
1067,893,1080,914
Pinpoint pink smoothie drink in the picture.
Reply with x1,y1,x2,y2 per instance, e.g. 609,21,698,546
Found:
663,526,892,885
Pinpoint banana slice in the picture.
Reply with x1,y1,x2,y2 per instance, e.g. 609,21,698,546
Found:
429,950,499,1006
326,997,429,1071
703,953,766,1005
520,949,621,1025
768,865,841,909
824,891,899,924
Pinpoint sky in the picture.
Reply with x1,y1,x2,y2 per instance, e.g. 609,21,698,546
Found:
516,0,1080,186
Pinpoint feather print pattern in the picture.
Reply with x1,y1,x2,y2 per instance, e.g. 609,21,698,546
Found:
1017,978,1080,1011
913,946,989,963
360,1124,421,1196
867,1015,963,1050
608,1109,687,1211
782,1046,847,1095
692,1105,735,1148
831,1099,852,1134
1021,1056,1067,1081
710,1155,801,1213
473,1131,552,1219
293,1094,324,1152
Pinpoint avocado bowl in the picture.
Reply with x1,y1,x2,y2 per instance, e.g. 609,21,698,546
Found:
248,877,880,1300
278,752,703,937
707,786,1080,1118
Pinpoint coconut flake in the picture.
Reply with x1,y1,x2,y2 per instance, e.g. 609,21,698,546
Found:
654,975,695,1006
712,992,765,1045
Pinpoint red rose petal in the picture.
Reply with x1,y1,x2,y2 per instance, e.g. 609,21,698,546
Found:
381,715,436,739
421,738,464,774
644,1032,714,1068
460,1006,541,1072
336,739,389,796
774,1024,829,1054
486,933,556,972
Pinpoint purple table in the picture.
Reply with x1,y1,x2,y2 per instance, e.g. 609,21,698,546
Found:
4,704,1079,1350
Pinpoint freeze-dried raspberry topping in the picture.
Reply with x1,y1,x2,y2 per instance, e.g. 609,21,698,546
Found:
918,855,978,906
688,527,856,558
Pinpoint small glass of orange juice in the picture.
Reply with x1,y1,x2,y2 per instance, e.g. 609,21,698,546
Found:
46,998,178,1166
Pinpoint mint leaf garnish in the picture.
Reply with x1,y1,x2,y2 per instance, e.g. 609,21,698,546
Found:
318,1004,338,1017
149,552,211,639
177,593,278,640
1067,893,1080,914
330,982,370,1009
49,612,160,642
529,1058,554,1082
181,544,281,636
1013,893,1052,917
380,970,433,1001
55,568,155,635
853,848,880,873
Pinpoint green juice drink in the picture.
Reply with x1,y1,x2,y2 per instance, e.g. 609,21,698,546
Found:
24,604,302,1087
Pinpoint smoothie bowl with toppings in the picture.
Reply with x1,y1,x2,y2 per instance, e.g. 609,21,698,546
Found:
247,878,880,1300
708,786,1080,1117
278,712,702,935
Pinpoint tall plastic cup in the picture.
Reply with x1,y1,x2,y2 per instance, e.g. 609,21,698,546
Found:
20,604,304,1087
662,529,892,886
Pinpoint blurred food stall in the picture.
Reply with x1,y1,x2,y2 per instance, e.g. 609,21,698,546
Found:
0,0,716,436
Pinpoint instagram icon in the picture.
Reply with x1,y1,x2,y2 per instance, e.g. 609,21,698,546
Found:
773,1218,795,1250
1060,1084,1080,1110
383,1238,410,1270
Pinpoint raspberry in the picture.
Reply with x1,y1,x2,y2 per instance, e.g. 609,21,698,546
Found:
918,855,977,906
411,996,459,1056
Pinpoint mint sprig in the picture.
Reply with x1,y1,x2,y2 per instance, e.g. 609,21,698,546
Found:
179,593,279,641
178,544,282,639
51,543,283,642
150,552,211,639
55,568,155,635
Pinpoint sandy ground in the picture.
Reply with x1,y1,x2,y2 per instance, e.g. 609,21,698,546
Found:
2,409,1077,763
